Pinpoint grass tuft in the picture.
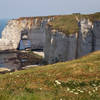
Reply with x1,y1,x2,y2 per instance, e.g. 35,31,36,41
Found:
49,12,100,35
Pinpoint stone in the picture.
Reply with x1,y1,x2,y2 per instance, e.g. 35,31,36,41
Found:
44,26,77,64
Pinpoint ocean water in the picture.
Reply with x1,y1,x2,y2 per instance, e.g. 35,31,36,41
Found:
0,19,9,38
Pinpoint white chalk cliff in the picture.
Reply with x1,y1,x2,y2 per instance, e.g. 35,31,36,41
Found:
44,19,100,63
0,20,21,50
0,16,100,64
0,17,52,50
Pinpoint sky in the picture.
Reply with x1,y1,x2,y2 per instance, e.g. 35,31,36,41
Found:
0,0,100,19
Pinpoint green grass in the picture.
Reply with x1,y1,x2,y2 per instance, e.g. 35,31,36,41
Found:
0,51,100,100
49,15,79,35
49,12,100,35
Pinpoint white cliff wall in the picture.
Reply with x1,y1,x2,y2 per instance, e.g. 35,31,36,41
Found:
0,20,21,50
28,19,47,50
78,20,100,57
77,19,93,57
0,16,100,64
0,17,49,50
44,26,77,64
93,21,100,50
44,19,100,64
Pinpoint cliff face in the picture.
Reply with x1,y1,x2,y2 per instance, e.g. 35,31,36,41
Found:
0,14,100,64
77,19,93,57
0,17,52,50
0,20,21,50
44,27,77,63
93,21,100,50
44,19,100,64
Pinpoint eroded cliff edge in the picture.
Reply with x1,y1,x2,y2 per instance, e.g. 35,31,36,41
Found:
44,13,100,63
0,13,100,64
0,17,53,50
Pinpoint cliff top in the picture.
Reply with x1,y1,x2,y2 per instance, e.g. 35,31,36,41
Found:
0,51,100,99
11,12,100,35
49,12,100,35
16,16,54,21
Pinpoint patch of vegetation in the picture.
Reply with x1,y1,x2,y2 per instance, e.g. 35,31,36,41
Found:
49,15,79,35
49,12,100,35
0,51,100,99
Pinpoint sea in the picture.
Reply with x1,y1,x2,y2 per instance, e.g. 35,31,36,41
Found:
0,19,9,38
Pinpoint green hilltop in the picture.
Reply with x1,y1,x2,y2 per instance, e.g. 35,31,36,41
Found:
49,12,100,35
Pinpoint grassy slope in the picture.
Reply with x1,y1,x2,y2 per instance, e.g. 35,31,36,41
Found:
0,51,100,100
49,12,100,35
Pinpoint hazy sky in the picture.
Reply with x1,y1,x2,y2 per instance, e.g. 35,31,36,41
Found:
0,0,100,19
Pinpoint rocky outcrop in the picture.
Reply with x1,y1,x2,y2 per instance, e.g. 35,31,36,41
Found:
44,26,78,64
93,21,100,50
0,15,100,64
77,19,93,57
0,20,21,50
0,17,52,50
44,19,100,64
0,51,42,73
